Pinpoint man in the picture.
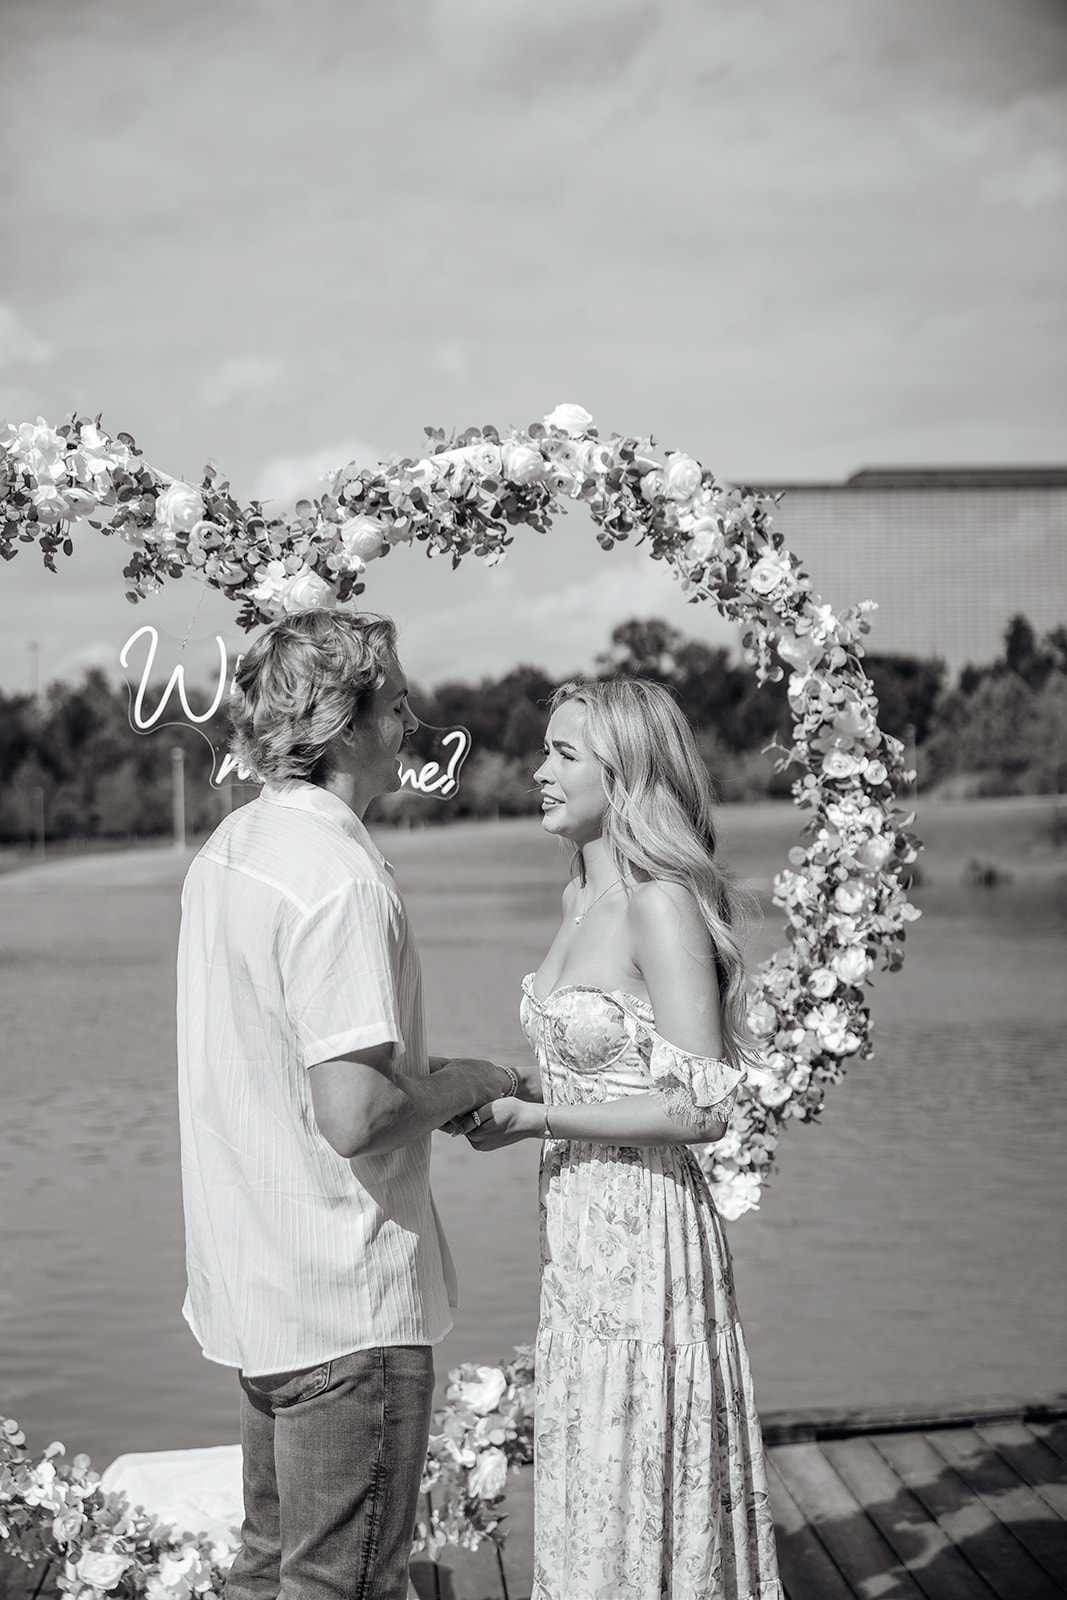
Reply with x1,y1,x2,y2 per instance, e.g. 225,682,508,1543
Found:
176,608,526,1600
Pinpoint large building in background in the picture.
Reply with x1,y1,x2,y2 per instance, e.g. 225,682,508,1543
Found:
756,467,1067,670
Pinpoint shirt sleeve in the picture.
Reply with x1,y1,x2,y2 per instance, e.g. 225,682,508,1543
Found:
281,877,407,1069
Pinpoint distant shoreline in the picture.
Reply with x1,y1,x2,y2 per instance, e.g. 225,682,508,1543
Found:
1,792,1062,891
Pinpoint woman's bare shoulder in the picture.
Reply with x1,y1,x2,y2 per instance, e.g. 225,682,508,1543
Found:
627,879,705,944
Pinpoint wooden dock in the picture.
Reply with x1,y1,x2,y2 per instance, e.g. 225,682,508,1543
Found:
408,1396,1067,1600
3,1398,1065,1600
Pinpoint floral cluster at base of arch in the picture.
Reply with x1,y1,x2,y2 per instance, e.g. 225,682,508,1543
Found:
0,401,922,1219
0,1353,534,1594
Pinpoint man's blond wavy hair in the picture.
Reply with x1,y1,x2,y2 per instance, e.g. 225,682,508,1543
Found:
230,609,398,784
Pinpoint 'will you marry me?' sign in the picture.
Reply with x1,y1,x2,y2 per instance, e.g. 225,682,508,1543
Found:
117,624,473,796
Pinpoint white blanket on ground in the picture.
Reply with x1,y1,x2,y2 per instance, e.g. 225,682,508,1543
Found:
99,1445,243,1549
99,1447,424,1599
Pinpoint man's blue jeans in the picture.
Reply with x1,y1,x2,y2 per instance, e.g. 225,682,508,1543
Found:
225,1345,435,1600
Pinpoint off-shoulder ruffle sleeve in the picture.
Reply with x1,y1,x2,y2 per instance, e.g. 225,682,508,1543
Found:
617,998,746,1132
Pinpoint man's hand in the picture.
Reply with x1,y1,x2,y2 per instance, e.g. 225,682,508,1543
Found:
511,1058,543,1102
451,1097,545,1151
311,1052,525,1160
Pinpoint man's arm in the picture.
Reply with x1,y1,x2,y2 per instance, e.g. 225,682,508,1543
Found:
310,1046,512,1159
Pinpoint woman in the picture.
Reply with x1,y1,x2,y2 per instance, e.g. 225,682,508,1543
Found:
456,677,781,1600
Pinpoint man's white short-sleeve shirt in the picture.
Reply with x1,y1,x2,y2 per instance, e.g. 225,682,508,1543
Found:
177,780,456,1375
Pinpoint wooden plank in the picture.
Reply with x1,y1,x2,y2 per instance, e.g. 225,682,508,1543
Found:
765,1456,856,1600
874,1431,1065,1600
925,1428,1067,1592
977,1421,1067,1520
409,1466,533,1600
0,1550,59,1600
771,1441,926,1599
822,1436,998,1600
1033,1421,1067,1470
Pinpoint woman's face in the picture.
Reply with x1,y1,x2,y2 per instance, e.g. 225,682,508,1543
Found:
533,699,608,846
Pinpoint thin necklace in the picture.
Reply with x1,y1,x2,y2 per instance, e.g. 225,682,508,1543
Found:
575,878,623,925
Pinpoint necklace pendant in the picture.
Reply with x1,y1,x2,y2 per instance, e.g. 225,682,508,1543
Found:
574,913,584,925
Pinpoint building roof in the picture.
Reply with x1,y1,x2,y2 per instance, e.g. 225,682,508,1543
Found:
754,465,1067,492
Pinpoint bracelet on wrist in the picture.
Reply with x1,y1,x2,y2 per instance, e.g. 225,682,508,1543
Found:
498,1063,519,1099
543,1106,554,1139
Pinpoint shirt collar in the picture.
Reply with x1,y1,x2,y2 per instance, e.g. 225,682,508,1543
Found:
259,780,393,872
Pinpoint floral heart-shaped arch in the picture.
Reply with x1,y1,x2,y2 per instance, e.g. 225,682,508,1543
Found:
0,401,920,1218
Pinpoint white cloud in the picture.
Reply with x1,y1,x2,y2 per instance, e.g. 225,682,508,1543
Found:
198,356,286,409
394,557,740,686
0,305,51,367
50,641,124,685
433,339,472,382
253,439,382,507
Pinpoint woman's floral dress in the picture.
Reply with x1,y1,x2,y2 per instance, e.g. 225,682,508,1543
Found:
521,976,781,1600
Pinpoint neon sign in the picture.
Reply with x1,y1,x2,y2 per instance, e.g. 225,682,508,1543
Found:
118,625,471,796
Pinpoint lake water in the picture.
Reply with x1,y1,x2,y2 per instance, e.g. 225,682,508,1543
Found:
0,799,1064,1472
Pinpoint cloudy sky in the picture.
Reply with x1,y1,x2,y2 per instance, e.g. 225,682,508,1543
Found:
1,0,1064,694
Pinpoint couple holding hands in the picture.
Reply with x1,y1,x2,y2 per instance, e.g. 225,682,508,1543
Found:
176,608,780,1599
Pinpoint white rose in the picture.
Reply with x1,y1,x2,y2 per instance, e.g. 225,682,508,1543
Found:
712,1172,762,1220
663,453,703,502
249,560,289,607
281,569,333,613
65,485,99,519
808,967,838,999
501,442,544,485
865,760,888,786
32,484,74,522
155,482,205,533
749,556,788,595
543,402,593,437
467,442,501,476
467,1445,509,1501
756,1074,791,1108
684,520,722,563
856,834,892,870
834,946,871,985
27,446,68,484
575,438,614,476
339,515,386,562
833,880,866,914
776,630,823,672
822,749,863,780
76,1550,131,1590
52,1508,85,1542
14,419,65,470
453,1365,508,1415
746,998,777,1037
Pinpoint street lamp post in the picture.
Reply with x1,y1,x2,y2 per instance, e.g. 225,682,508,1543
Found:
30,785,45,856
171,746,186,851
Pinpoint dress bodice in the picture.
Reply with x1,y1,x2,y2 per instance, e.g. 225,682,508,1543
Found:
520,973,745,1122
520,974,658,1106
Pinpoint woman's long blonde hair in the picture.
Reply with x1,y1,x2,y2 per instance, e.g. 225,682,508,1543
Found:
550,677,755,1068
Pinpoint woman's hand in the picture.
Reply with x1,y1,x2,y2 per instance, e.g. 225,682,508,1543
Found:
452,1097,544,1150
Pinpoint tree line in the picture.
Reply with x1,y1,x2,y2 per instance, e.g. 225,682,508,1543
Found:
0,613,1063,846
